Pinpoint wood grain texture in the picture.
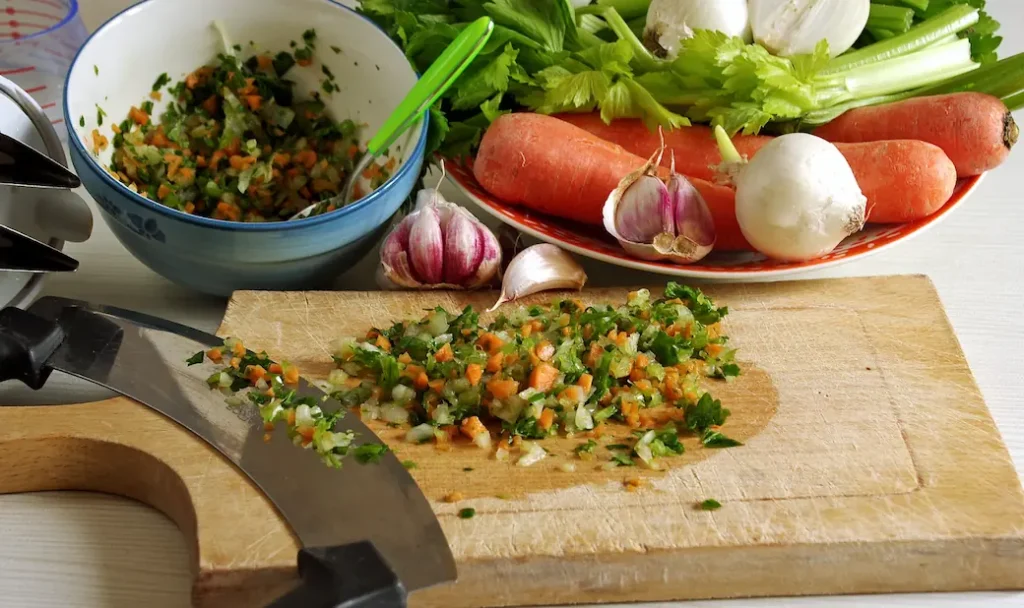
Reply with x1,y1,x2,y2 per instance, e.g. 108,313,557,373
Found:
2,275,1023,607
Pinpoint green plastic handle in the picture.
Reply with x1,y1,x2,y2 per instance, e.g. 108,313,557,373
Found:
366,16,494,155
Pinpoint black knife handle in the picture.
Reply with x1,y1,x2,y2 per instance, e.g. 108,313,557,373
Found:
0,307,63,390
267,541,407,608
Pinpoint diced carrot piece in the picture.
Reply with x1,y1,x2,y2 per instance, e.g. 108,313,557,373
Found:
528,363,559,392
405,364,425,379
206,348,223,363
347,144,359,159
434,343,454,363
202,95,218,115
460,416,486,439
428,379,446,393
634,379,653,393
582,325,593,340
634,353,650,368
577,373,593,391
246,365,267,383
521,324,533,338
287,409,297,426
283,364,300,385
273,152,291,167
230,357,241,369
558,385,584,403
585,342,604,368
621,400,641,428
231,341,246,356
257,54,273,70
465,363,483,386
294,149,318,169
297,57,313,67
128,106,149,125
375,335,391,352
343,377,361,389
311,178,335,193
398,352,412,364
157,183,171,200
706,343,725,357
535,340,555,361
485,352,503,373
414,372,430,391
476,333,504,354
244,95,262,111
538,408,555,431
486,377,519,400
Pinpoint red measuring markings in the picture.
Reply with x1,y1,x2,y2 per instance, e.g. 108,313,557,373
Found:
22,84,46,94
4,6,62,21
40,101,55,109
0,66,35,76
28,0,66,11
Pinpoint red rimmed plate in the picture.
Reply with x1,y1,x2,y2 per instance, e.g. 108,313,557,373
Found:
445,158,984,279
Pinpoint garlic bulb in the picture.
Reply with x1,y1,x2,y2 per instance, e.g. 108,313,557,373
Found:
378,186,501,290
603,148,715,264
489,244,587,312
748,0,871,58
644,0,752,60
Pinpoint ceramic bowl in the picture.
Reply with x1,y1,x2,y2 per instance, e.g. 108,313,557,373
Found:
64,0,425,296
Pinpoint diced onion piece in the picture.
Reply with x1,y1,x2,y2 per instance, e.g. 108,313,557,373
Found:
391,384,415,404
218,372,233,388
575,405,595,431
328,369,349,386
382,404,410,424
495,446,510,462
295,404,315,428
406,423,435,444
558,462,577,473
472,430,492,450
255,378,269,391
517,442,547,467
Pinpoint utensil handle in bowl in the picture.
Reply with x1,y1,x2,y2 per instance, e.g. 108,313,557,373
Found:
266,541,407,608
365,16,494,157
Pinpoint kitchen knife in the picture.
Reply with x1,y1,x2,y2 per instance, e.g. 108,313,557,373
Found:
0,224,79,273
0,132,81,189
0,296,456,607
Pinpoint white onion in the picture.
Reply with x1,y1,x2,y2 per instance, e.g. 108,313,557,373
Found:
748,0,870,58
644,0,751,59
382,404,411,425
516,442,548,467
406,423,435,444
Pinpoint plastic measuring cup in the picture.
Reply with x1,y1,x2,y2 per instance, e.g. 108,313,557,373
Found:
0,0,87,139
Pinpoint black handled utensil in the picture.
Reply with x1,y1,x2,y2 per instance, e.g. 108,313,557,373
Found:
0,224,79,273
0,132,81,190
0,297,457,607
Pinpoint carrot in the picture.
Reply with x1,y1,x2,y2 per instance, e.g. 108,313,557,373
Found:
558,114,959,227
414,372,430,391
485,352,504,373
202,95,218,116
813,93,1018,178
465,363,483,387
538,408,555,431
474,113,751,250
157,183,171,200
397,352,412,364
534,340,555,361
283,364,300,385
268,362,283,374
428,379,446,393
476,332,504,354
528,363,559,392
206,348,223,363
256,54,273,70
375,335,391,352
486,377,520,399
128,106,149,126
246,365,267,383
577,373,593,392
553,113,771,183
838,140,957,223
435,343,454,362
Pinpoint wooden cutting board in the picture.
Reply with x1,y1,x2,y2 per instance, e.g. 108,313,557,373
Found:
1,275,1023,607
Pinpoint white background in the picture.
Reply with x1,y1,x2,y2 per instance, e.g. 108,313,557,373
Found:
1,1,1022,606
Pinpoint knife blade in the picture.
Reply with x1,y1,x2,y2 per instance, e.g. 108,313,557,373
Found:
2,297,456,607
0,132,81,189
0,224,79,273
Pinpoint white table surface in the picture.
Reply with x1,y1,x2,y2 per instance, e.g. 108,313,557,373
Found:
2,1,1023,606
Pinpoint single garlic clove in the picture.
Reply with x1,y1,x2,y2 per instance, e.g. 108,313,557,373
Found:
667,172,715,261
408,205,444,284
443,208,484,285
489,244,587,312
613,175,675,244
464,224,502,289
380,216,425,288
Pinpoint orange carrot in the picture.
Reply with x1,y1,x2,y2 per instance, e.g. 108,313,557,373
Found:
476,332,505,354
577,373,593,391
465,363,483,387
268,362,283,374
528,363,559,392
414,372,430,391
486,377,520,399
283,364,300,385
814,93,1017,178
485,352,504,373
128,106,149,126
538,408,555,431
206,348,223,363
553,112,771,183
428,379,446,393
397,352,412,364
435,343,454,362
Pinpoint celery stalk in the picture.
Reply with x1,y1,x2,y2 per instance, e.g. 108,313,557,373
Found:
867,4,914,34
822,5,978,74
1003,91,1024,111
595,0,651,21
840,39,978,98
592,6,662,72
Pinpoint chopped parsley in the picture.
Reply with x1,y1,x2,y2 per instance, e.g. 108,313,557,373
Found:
152,72,171,91
78,115,85,127
331,45,342,54
185,351,205,366
701,428,743,448
699,499,722,511
354,443,389,464
574,439,597,455
458,507,476,519
93,65,98,75
610,452,635,467
96,105,106,126
402,460,417,469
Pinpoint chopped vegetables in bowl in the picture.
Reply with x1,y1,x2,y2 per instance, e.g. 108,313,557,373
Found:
63,0,427,295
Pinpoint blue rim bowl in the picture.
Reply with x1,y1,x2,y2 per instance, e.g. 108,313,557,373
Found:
63,0,427,296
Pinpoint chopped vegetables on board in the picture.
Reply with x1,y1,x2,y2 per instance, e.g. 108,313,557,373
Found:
190,283,743,471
